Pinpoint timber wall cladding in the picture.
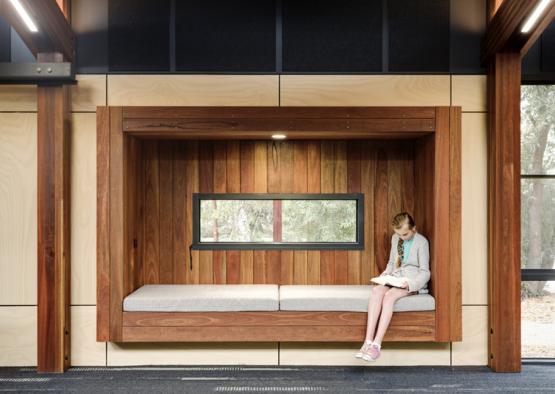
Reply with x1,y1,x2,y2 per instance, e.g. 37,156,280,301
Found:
137,140,415,286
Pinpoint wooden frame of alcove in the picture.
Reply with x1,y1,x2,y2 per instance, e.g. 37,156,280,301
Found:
96,106,461,343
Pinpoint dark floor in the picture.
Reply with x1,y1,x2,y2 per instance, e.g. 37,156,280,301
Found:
0,365,554,393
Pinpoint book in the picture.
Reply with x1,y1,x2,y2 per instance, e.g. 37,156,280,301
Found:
370,275,408,288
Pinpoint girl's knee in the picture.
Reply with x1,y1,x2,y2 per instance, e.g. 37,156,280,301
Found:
372,285,388,295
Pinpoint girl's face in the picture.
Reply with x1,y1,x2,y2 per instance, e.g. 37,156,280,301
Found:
394,223,416,241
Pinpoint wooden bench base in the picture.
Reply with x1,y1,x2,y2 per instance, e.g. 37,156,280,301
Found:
120,311,436,342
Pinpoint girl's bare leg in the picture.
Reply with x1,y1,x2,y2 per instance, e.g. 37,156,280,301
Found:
364,285,390,342
372,287,411,345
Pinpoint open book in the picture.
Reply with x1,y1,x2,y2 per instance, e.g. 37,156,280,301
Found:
370,275,408,288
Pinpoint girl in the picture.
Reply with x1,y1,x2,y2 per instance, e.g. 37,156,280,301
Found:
356,212,430,361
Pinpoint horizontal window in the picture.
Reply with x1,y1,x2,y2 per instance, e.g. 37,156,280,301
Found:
192,193,364,250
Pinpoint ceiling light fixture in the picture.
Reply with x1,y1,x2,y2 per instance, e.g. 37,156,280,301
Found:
9,0,38,33
272,134,287,140
521,0,552,33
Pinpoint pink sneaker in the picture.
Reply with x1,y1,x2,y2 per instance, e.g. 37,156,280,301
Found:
362,342,381,361
355,341,372,359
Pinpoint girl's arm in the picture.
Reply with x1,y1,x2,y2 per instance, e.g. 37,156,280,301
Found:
406,237,430,292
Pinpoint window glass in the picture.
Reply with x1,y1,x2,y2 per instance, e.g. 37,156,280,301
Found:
282,200,357,242
194,194,363,249
521,85,555,175
522,281,555,358
521,179,555,269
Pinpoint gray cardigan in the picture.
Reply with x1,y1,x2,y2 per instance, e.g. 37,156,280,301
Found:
382,232,430,292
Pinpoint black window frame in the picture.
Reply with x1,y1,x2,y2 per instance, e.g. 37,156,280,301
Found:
192,193,364,250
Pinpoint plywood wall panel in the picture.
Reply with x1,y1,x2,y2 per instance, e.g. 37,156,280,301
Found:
281,75,450,107
0,85,37,111
451,75,487,113
107,342,279,366
108,75,279,106
71,114,97,305
71,75,107,112
0,114,37,305
71,306,106,366
0,307,37,366
452,306,488,365
461,113,488,305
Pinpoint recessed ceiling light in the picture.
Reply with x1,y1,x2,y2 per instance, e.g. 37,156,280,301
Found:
272,134,287,140
521,0,552,33
9,0,38,33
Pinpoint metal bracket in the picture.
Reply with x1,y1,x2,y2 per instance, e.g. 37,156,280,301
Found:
0,62,76,85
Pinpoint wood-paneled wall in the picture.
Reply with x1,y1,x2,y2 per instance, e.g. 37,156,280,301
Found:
134,139,416,288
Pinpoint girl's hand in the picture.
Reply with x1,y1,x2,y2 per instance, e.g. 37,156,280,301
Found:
401,281,409,289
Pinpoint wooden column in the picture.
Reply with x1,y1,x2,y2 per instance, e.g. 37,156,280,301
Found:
37,52,71,373
487,52,521,372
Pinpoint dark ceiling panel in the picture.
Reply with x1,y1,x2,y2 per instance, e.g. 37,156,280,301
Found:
282,0,382,72
109,0,170,72
389,0,450,72
175,0,276,72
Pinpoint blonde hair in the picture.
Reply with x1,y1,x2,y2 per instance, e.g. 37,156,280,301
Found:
392,212,415,268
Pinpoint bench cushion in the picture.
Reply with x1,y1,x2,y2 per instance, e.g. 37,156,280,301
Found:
123,284,279,312
279,285,435,312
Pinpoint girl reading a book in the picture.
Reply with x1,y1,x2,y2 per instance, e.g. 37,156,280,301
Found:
355,212,430,362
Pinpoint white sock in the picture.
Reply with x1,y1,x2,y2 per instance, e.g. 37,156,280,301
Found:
365,339,372,345
371,342,381,349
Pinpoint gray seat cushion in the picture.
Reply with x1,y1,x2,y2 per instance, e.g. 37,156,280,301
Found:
123,284,279,312
279,285,435,312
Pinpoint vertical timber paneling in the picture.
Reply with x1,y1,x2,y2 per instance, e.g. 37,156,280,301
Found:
198,142,214,284
293,142,308,285
226,142,241,284
213,142,227,283
143,141,160,284
240,142,255,284
320,141,335,284
307,141,321,285
132,139,421,287
253,142,268,283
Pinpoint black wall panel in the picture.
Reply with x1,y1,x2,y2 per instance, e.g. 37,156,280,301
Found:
450,0,485,74
282,0,382,72
541,21,555,72
175,0,276,72
389,0,450,72
0,17,10,62
109,0,170,71
72,0,109,73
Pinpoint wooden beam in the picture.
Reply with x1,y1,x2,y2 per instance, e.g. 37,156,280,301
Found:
487,52,522,372
0,0,75,61
482,0,555,64
36,52,71,373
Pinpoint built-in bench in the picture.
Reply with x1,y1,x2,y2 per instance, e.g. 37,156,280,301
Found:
97,106,462,344
120,284,437,342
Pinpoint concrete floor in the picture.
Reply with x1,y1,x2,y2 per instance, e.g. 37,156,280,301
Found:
0,365,554,393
